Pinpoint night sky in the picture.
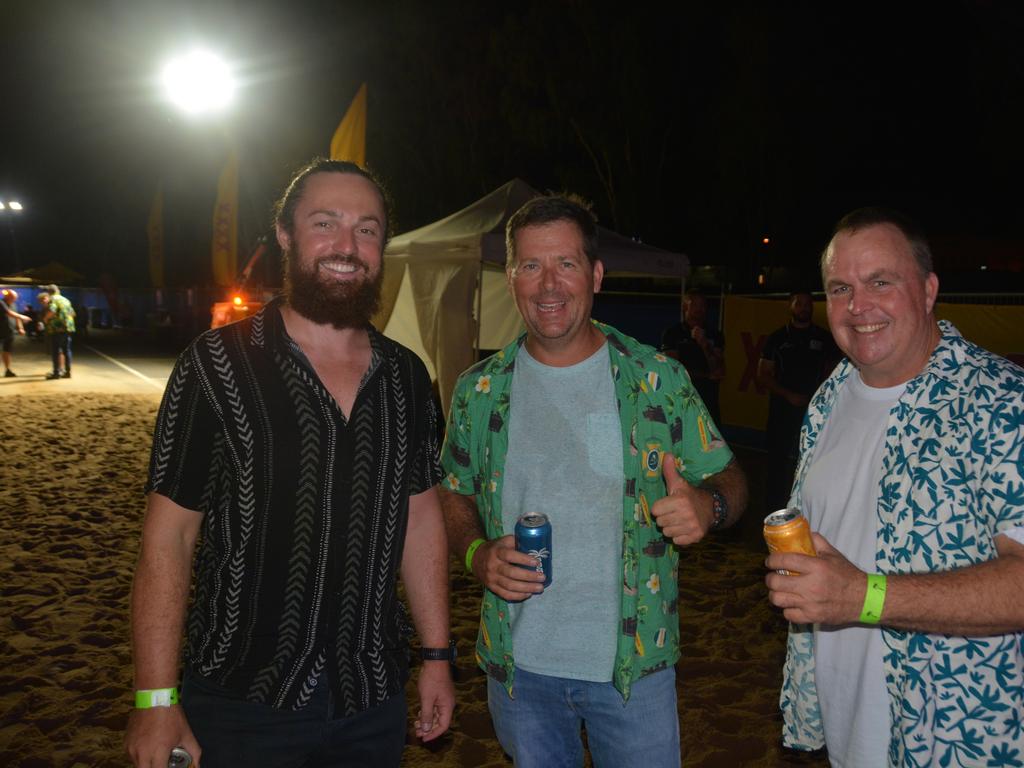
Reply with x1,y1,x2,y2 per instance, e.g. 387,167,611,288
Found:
2,1,1022,292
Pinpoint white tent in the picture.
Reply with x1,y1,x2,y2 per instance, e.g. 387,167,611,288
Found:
372,179,689,416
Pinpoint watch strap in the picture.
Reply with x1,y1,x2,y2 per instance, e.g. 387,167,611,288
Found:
420,640,457,662
709,489,727,531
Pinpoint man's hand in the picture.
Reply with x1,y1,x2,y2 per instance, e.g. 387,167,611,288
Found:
125,706,201,768
650,454,713,546
471,535,546,602
413,661,455,742
765,533,866,625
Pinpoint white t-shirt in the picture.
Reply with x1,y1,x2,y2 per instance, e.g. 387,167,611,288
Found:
501,343,623,681
801,371,904,768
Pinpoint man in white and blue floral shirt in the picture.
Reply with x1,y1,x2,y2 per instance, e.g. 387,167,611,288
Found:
766,208,1024,768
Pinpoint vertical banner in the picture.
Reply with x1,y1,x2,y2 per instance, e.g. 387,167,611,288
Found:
211,149,239,288
147,185,164,289
330,83,367,166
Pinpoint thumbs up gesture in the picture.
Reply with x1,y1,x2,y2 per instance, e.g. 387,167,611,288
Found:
650,453,714,546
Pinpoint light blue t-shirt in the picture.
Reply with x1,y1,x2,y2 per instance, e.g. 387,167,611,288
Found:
501,342,623,681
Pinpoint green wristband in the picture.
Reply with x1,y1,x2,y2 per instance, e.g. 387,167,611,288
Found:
135,688,179,708
859,573,887,624
464,538,486,573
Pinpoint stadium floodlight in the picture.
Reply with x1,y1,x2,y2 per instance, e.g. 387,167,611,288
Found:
161,50,236,115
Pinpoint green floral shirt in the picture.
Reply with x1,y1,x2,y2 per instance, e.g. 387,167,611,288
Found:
781,322,1024,766
441,321,734,700
44,294,75,334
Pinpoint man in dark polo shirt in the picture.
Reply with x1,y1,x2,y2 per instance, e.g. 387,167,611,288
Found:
757,291,838,510
125,160,455,768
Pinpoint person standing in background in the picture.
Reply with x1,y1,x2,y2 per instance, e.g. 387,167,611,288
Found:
38,284,75,379
660,292,725,423
757,291,838,510
2,288,31,377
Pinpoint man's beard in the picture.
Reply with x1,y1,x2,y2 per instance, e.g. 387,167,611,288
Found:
283,250,383,329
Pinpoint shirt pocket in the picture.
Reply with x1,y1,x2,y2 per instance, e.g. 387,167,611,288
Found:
586,412,622,479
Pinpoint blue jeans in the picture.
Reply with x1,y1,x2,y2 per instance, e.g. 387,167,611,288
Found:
182,670,407,768
49,331,72,373
488,666,680,768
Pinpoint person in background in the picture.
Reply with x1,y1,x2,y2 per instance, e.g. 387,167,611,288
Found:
38,284,75,379
757,291,838,510
2,289,31,377
441,193,747,767
660,292,725,423
767,207,1024,767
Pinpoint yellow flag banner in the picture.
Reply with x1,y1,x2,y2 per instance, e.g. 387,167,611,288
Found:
147,186,164,289
719,296,1024,432
330,83,367,166
211,150,239,288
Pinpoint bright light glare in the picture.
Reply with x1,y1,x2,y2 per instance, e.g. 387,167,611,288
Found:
162,50,236,114
8,201,23,211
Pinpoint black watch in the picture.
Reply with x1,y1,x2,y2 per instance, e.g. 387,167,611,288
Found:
709,489,728,531
420,640,457,662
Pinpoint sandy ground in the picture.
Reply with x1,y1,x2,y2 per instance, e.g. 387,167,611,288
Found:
0,332,828,767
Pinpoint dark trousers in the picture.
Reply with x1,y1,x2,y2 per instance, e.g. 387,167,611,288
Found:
182,671,407,768
49,331,72,373
765,400,804,512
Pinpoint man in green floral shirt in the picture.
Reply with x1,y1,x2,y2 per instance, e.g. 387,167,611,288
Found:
39,283,76,379
440,195,747,767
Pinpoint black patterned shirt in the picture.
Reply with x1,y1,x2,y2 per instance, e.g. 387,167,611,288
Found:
146,299,442,714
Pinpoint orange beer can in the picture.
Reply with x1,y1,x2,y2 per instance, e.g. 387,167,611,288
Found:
763,508,816,574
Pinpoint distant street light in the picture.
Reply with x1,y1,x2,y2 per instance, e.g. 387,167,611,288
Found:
161,50,236,115
1,199,24,272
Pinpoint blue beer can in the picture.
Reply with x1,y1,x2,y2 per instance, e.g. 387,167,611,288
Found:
515,512,552,588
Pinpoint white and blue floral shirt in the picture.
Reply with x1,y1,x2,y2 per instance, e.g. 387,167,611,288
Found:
781,321,1024,768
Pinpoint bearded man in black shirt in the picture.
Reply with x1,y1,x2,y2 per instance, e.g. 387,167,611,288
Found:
126,159,455,768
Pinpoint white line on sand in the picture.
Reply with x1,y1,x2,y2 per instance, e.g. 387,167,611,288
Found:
84,346,166,391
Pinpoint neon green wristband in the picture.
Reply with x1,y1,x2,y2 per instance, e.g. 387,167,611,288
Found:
464,538,486,573
135,688,179,708
859,573,887,624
